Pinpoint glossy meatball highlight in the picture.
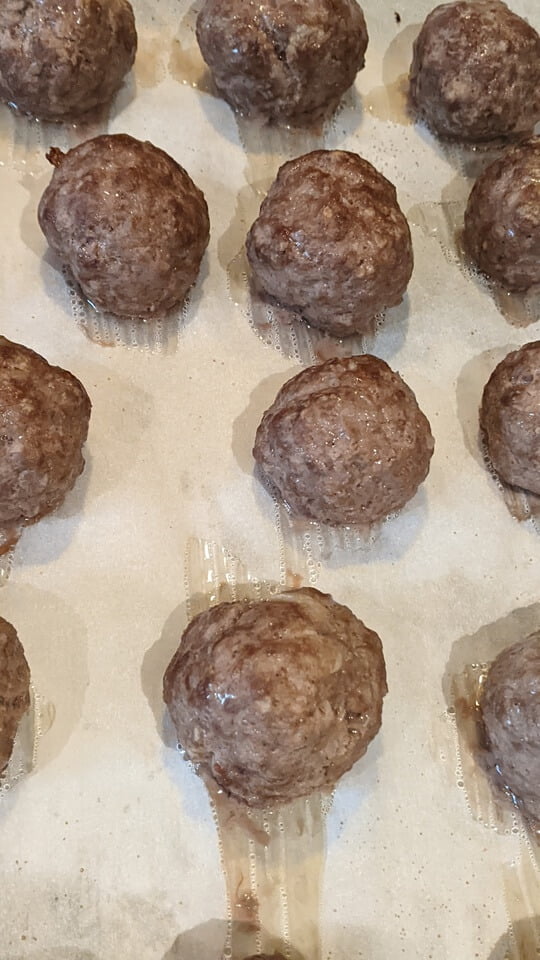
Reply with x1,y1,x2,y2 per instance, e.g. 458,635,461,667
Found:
246,150,413,338
409,0,540,142
253,356,434,526
464,137,540,292
0,617,30,776
196,0,368,124
0,0,137,122
0,337,91,537
163,587,387,807
480,634,540,824
480,341,540,496
38,134,210,319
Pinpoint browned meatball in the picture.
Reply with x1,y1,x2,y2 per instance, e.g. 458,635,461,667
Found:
246,151,413,338
0,337,91,533
0,617,30,776
163,587,387,807
38,135,210,319
480,633,540,823
409,1,540,142
464,137,540,292
0,0,137,122
253,356,434,526
480,341,540,495
196,0,368,125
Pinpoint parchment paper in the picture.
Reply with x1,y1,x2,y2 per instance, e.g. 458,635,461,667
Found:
0,0,539,957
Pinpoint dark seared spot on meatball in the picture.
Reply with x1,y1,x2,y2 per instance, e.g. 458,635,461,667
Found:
246,150,413,337
0,617,30,776
409,0,540,142
38,133,210,319
196,0,368,124
163,587,387,807
480,633,540,824
464,137,540,292
0,0,137,122
480,340,540,496
253,355,434,526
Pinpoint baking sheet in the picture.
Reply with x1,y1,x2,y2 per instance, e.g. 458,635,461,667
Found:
0,0,540,956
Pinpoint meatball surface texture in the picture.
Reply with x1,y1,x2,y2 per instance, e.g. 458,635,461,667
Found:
246,150,413,338
196,0,368,124
0,617,30,776
253,356,434,526
0,0,137,122
481,634,540,823
480,341,540,495
409,0,540,141
38,134,210,319
164,587,387,807
464,137,540,292
0,337,91,530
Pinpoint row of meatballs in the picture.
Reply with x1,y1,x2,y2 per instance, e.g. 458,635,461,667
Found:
3,589,539,823
0,0,539,140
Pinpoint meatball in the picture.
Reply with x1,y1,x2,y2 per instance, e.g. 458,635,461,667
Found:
196,0,368,124
246,151,413,338
480,341,540,496
163,587,387,807
464,137,540,292
0,617,30,776
38,135,210,319
0,337,91,535
0,0,137,122
253,356,434,526
480,633,540,823
409,1,540,142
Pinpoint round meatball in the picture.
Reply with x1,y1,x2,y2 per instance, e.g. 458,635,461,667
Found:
0,617,30,776
196,0,368,124
409,1,540,142
480,341,540,496
246,151,413,338
464,137,540,292
0,0,137,122
38,134,210,319
253,356,434,526
163,587,387,807
480,634,540,823
0,337,91,532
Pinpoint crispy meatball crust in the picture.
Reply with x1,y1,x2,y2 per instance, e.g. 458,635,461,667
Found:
163,587,387,807
464,137,540,293
196,0,368,124
480,341,540,496
0,0,137,122
0,337,91,528
38,134,210,319
409,0,540,142
253,356,434,526
480,634,540,823
0,617,30,775
246,150,413,338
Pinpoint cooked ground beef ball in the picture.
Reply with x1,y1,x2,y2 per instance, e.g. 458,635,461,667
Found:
0,617,30,776
0,0,137,122
38,134,210,319
480,633,540,823
480,341,540,496
163,587,387,807
246,150,413,338
464,137,540,292
409,0,540,142
0,336,91,532
196,0,368,124
253,355,434,526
